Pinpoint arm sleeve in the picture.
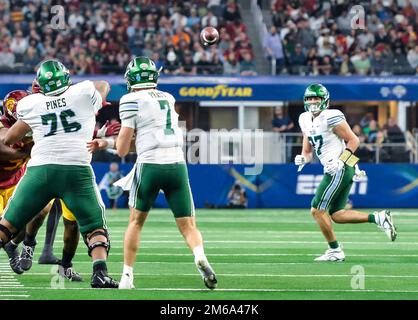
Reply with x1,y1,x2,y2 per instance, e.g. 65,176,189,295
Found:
119,98,138,129
327,110,346,128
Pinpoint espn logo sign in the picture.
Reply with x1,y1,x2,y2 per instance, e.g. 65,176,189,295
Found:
296,175,368,195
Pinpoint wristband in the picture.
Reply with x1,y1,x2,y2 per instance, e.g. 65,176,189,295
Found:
104,138,115,149
339,148,359,167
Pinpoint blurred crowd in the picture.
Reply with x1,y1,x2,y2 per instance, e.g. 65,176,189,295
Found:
264,0,418,75
0,0,256,76
354,112,409,162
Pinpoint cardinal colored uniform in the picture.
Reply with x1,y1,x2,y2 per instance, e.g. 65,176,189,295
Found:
3,81,105,233
119,89,194,217
0,123,29,216
298,109,355,214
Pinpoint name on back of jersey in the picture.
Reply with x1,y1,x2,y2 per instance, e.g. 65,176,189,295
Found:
46,97,67,111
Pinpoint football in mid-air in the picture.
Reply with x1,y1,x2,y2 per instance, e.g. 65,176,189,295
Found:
200,26,219,47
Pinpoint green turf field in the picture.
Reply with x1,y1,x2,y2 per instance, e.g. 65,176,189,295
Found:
1,208,418,300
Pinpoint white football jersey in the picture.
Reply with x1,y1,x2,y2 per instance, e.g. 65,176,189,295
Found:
298,109,346,165
119,89,184,164
17,80,102,167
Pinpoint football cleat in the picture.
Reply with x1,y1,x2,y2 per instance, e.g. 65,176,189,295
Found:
91,270,119,289
375,210,397,241
59,265,83,282
119,273,135,289
20,243,35,271
314,246,345,262
196,259,218,289
4,243,24,275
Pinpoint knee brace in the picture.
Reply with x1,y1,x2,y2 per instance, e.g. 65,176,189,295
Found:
82,229,110,257
0,224,14,245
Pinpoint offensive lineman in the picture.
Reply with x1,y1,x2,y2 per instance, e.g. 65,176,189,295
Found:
0,59,118,288
295,84,397,262
88,56,217,289
1,89,82,281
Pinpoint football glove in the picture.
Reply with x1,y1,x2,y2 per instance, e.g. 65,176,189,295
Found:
294,155,306,166
324,158,344,176
353,164,366,182
94,121,121,138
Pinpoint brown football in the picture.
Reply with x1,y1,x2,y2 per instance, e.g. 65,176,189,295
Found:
200,26,219,46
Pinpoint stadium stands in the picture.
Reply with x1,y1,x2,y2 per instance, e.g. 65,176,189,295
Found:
266,0,418,75
0,0,254,76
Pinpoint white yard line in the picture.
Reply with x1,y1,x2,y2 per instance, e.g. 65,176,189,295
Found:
15,287,418,294
59,253,418,257
28,272,418,278
0,263,27,299
34,240,418,244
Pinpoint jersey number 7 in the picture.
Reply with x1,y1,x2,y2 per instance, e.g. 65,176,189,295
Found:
158,100,174,135
41,109,82,137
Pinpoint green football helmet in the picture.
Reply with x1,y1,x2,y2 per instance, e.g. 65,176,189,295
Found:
124,56,161,91
303,83,330,113
36,60,71,96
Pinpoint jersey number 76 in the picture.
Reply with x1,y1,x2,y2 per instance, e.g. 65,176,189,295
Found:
41,109,82,137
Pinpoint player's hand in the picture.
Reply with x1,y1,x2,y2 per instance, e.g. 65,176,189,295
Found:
105,121,121,136
87,139,108,153
96,121,121,138
102,100,112,107
324,158,344,176
353,164,366,182
294,155,306,166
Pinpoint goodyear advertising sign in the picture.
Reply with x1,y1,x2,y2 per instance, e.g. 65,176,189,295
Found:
1,75,418,102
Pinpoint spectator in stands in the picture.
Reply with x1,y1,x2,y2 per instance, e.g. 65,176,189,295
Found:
272,106,294,133
179,51,197,75
392,47,412,75
223,1,241,22
358,29,375,50
360,112,375,130
316,29,335,57
339,53,354,75
319,56,334,75
357,134,374,163
196,52,212,75
240,51,257,76
201,10,218,28
23,45,39,72
263,26,285,74
186,8,201,28
407,45,418,74
383,117,405,142
208,53,224,75
223,51,240,75
371,50,389,76
0,45,15,72
352,50,371,75
366,120,379,143
295,18,315,50
288,44,306,75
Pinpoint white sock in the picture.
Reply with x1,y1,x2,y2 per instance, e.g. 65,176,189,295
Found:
193,246,207,262
123,264,133,277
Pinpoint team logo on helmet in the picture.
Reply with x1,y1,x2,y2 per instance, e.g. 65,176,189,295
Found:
140,63,148,70
5,98,17,116
45,71,53,79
